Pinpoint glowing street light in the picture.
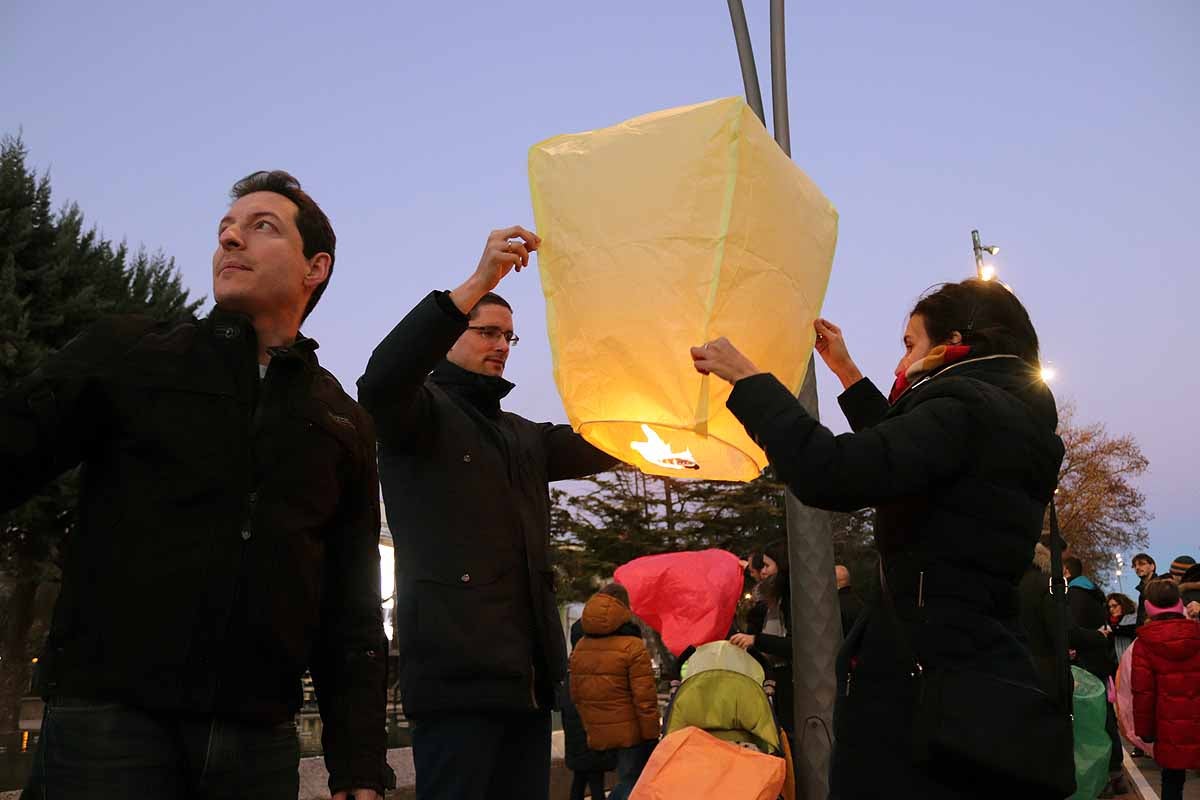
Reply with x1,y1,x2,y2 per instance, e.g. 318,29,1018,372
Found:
1040,365,1057,383
971,229,1000,280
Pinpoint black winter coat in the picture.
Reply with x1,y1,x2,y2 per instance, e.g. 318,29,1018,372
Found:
357,291,617,716
728,355,1065,799
1067,579,1116,679
0,312,389,794
1018,546,1110,705
1136,573,1161,625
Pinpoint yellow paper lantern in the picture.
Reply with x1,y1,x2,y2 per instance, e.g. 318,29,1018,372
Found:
528,97,838,482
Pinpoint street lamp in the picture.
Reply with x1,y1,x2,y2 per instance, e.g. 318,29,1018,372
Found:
1114,552,1125,593
971,229,1000,280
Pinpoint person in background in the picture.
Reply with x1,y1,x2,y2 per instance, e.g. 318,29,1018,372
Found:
1064,556,1126,797
560,621,616,800
1178,562,1200,611
731,539,795,739
1169,555,1196,584
1131,579,1200,800
1106,592,1138,662
570,583,659,800
1131,553,1160,625
836,564,865,638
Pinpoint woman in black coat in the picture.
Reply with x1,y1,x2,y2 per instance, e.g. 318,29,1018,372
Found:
731,540,795,736
691,279,1066,800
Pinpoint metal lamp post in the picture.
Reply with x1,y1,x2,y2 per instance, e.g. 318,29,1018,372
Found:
971,229,1000,281
726,3,838,797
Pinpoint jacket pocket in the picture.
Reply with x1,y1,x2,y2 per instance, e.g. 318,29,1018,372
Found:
412,562,527,680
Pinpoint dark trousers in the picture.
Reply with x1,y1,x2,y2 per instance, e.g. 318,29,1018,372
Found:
24,697,299,800
410,709,551,800
1104,701,1123,772
1161,768,1186,800
609,740,655,800
569,769,606,800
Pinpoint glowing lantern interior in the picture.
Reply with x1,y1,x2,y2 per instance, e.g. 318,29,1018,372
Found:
528,97,838,481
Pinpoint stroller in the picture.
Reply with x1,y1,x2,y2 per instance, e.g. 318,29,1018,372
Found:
631,641,795,800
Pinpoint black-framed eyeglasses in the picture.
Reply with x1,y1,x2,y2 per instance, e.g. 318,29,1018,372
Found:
467,325,520,346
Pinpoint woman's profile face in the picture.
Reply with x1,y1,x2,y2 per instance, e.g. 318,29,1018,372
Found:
1108,599,1123,616
895,314,934,378
760,555,779,580
895,314,963,378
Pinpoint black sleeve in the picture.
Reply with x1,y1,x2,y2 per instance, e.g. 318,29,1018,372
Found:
541,423,620,481
356,291,469,448
310,411,391,796
1,316,141,512
727,373,971,512
754,632,791,660
836,377,891,432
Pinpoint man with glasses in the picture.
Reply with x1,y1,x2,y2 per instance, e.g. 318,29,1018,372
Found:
358,226,619,800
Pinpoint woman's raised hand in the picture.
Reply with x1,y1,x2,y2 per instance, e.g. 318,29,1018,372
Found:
814,318,864,390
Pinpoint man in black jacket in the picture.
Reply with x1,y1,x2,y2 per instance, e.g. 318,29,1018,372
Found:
2,171,388,800
357,226,619,800
1132,552,1160,625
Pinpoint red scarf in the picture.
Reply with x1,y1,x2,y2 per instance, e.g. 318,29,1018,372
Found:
888,345,972,405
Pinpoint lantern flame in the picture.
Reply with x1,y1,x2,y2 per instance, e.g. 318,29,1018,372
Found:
630,424,700,471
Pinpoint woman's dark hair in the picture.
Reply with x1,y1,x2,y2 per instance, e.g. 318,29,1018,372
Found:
1106,593,1136,617
1145,578,1181,610
762,539,789,578
230,170,335,321
598,582,630,608
910,279,1040,367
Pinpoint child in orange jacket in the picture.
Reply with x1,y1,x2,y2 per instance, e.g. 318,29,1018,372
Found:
569,583,660,800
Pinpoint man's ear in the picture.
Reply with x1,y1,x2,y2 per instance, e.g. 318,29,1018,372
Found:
948,330,964,345
303,253,332,290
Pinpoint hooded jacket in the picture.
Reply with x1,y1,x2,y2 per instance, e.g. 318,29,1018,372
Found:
1067,575,1116,679
569,594,660,750
1132,615,1200,769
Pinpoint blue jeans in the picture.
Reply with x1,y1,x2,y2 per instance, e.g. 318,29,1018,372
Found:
410,709,551,800
609,740,656,800
24,697,299,800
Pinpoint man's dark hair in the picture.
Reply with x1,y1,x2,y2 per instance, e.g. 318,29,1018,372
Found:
469,292,513,320
230,170,335,321
1145,578,1181,610
1131,553,1155,567
598,582,630,608
1063,556,1084,580
911,279,1040,367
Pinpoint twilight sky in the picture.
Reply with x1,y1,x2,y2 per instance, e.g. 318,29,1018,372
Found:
3,0,1196,573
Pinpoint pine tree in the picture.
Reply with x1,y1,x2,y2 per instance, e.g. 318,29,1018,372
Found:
0,133,203,732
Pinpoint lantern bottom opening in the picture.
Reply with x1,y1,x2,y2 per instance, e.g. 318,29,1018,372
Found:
578,420,764,482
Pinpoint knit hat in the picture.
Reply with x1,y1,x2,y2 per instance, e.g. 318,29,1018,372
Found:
1170,555,1197,581
1145,597,1186,618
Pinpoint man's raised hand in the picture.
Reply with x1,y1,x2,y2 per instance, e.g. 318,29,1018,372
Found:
451,226,540,314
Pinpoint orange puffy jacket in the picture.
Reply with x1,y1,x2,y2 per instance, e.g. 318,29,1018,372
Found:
569,594,660,750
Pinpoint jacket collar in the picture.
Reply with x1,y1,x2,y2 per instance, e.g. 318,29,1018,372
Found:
430,359,514,418
207,307,319,366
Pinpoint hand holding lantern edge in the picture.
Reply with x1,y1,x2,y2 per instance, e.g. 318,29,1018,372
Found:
450,226,541,314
